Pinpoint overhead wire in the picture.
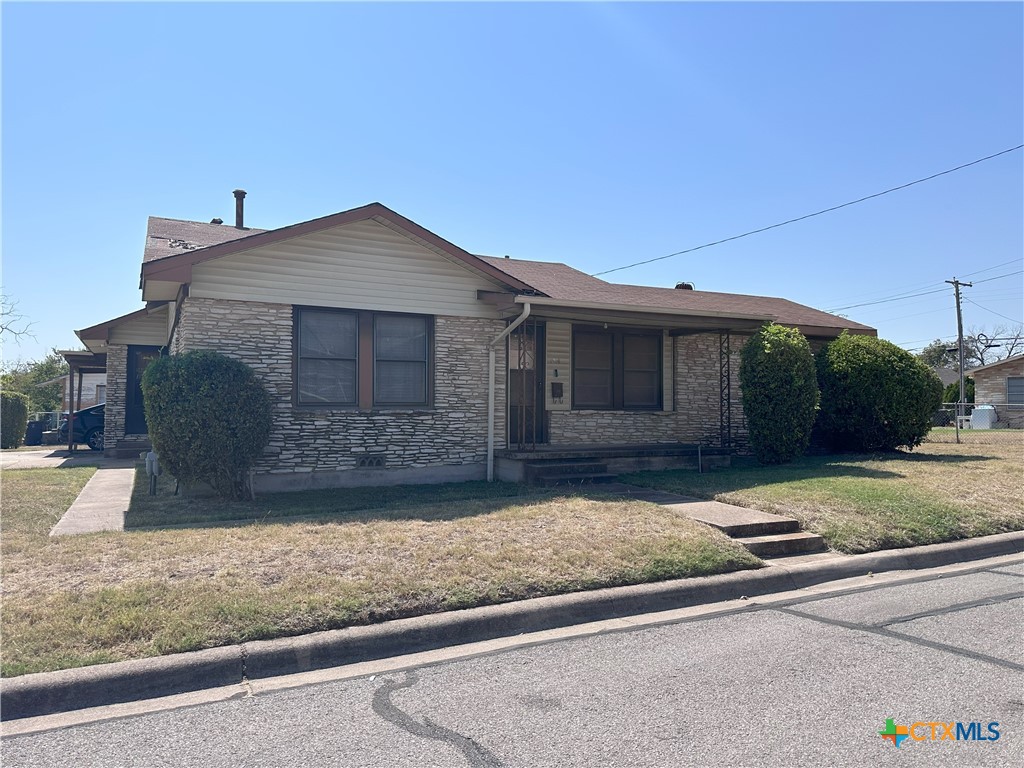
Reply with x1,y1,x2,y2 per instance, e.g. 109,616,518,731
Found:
590,144,1024,277
964,299,1022,325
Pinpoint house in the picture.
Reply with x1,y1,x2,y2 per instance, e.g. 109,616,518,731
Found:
968,354,1024,428
67,194,875,490
38,372,107,411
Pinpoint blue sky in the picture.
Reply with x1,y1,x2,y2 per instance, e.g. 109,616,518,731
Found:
2,1,1021,366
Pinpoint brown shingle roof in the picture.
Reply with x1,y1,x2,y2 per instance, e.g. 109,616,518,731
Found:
144,217,267,263
478,255,874,333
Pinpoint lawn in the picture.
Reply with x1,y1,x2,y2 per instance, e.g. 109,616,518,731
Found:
0,469,760,676
623,439,1024,554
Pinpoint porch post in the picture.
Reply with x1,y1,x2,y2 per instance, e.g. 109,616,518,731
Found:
66,364,77,454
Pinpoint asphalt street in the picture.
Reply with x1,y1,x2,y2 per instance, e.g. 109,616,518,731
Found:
3,559,1021,768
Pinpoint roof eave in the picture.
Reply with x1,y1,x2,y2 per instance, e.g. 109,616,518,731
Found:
513,295,775,323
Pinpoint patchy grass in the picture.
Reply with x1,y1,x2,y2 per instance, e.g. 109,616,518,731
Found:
624,440,1024,554
1,470,760,676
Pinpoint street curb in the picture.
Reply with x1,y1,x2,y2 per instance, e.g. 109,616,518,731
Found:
3,531,1022,721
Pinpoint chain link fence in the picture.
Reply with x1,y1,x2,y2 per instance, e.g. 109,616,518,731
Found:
925,403,1023,444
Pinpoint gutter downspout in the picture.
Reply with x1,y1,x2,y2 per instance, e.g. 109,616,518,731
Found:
487,302,531,481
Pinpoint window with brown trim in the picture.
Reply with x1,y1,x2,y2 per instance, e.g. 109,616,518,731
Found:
295,308,432,408
572,328,661,410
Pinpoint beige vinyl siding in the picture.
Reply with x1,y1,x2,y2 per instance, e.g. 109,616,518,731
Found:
189,219,503,319
545,321,571,411
662,331,673,412
108,307,169,346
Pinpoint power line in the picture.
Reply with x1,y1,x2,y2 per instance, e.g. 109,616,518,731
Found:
960,257,1022,279
827,286,950,312
964,298,1022,325
826,266,1022,312
822,257,1022,309
972,270,1023,285
591,144,1024,277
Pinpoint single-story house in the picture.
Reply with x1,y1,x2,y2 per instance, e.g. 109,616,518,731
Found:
39,372,107,411
68,194,875,490
968,354,1024,428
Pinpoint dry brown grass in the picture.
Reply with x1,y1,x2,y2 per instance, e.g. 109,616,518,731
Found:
1,470,760,676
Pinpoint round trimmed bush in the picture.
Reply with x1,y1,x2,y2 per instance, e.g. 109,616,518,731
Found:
141,351,272,499
1,391,30,449
739,324,819,464
816,333,943,452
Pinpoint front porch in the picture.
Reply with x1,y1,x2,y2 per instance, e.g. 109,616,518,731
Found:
493,442,733,485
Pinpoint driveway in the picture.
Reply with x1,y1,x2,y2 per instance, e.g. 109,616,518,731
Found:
0,449,133,470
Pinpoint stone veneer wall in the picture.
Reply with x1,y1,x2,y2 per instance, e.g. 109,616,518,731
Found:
172,297,507,488
103,344,128,448
547,333,748,452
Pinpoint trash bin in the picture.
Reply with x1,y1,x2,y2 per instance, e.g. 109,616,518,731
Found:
24,421,44,446
970,405,998,430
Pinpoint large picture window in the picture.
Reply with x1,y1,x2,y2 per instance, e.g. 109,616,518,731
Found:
572,328,661,410
296,308,432,408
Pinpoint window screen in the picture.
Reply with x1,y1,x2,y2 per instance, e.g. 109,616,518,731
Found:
297,310,357,404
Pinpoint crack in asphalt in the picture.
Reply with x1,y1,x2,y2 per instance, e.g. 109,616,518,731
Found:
371,670,502,768
775,606,1024,671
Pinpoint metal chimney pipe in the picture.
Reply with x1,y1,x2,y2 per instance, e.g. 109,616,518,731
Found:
233,189,246,229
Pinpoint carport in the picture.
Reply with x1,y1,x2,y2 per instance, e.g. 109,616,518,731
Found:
58,350,107,454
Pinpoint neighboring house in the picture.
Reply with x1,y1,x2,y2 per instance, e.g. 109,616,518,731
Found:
968,354,1024,428
38,373,107,411
67,195,875,489
932,367,960,389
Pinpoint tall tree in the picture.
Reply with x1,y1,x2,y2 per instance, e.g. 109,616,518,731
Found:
0,350,69,413
916,325,1023,370
0,294,34,342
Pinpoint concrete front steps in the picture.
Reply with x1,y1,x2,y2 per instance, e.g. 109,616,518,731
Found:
600,483,828,559
526,460,618,486
105,440,152,460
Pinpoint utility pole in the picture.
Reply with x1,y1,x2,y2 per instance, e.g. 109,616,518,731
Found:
946,277,972,444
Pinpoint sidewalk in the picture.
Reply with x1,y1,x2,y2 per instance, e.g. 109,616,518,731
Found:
49,467,136,536
1,450,138,536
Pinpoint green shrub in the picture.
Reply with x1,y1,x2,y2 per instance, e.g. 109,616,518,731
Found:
816,333,944,452
1,391,30,449
943,378,975,404
141,351,272,499
739,324,819,464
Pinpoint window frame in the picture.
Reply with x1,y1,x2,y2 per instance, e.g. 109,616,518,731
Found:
1007,376,1024,408
293,306,433,410
571,326,662,411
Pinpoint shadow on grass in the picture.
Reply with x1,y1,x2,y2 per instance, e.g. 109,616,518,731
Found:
125,470,560,531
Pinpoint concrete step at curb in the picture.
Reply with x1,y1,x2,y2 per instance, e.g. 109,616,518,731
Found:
736,531,827,557
763,551,847,567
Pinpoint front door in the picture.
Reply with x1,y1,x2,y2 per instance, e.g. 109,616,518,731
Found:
508,322,546,448
125,345,162,435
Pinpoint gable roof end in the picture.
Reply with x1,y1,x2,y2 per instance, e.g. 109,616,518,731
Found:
140,203,535,295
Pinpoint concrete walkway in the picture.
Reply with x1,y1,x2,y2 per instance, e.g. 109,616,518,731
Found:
49,466,136,536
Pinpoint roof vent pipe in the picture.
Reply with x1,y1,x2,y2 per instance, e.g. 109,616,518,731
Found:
675,281,694,290
233,189,246,229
